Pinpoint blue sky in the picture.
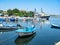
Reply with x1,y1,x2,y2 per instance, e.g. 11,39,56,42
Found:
0,0,60,15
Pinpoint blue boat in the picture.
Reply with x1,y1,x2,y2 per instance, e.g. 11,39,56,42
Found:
9,17,15,22
16,25,36,37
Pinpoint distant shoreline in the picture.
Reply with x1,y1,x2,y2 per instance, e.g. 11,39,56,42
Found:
50,15,60,18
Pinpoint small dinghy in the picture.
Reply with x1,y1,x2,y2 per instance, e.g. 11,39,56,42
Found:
51,24,60,29
16,25,36,37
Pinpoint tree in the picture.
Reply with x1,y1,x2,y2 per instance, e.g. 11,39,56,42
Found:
27,11,34,17
2,11,7,15
12,8,21,16
12,8,20,13
0,10,3,13
7,9,13,16
6,8,34,17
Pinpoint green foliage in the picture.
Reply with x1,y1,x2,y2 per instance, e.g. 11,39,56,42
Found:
28,11,34,17
0,10,3,13
12,8,20,13
7,9,13,16
1,8,34,17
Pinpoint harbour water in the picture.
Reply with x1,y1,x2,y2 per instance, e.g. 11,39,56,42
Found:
0,16,60,45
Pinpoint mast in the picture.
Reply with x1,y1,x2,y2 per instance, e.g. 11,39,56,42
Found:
41,8,45,16
41,8,44,13
34,8,36,13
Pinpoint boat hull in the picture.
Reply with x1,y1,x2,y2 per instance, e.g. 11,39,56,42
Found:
16,25,36,37
51,24,60,29
17,31,36,37
40,16,50,20
0,27,18,30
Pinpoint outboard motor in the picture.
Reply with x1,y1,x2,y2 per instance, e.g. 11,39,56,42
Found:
17,24,22,27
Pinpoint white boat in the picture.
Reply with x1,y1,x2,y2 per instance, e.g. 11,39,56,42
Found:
16,25,36,37
51,24,60,29
40,8,50,20
0,27,18,30
0,22,18,30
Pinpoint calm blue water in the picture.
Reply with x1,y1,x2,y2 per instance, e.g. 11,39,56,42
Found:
0,17,60,45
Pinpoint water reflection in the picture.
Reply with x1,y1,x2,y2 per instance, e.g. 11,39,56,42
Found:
40,20,50,24
39,20,50,29
0,30,18,45
0,17,60,45
0,32,3,35
15,33,36,45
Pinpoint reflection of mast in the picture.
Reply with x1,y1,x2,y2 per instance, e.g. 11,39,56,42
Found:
0,32,3,35
40,22,43,29
40,20,45,29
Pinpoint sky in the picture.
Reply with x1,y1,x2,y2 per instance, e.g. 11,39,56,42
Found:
0,0,60,15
